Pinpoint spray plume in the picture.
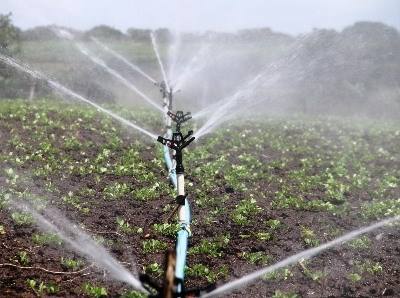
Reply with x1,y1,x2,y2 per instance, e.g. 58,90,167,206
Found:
11,201,148,293
202,216,400,297
53,28,163,113
193,34,318,139
0,54,158,140
76,43,163,112
91,36,157,84
173,43,211,91
168,30,182,83
151,31,170,91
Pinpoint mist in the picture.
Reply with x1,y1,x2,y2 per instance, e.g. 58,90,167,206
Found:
0,2,399,297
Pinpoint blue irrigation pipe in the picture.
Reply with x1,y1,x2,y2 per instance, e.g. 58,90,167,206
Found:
175,197,191,294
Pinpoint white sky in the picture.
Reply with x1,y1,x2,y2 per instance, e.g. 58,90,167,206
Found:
1,0,400,34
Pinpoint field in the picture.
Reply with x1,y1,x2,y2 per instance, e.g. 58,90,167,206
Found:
0,99,399,297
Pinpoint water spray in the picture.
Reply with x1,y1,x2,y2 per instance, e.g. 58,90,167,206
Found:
202,216,400,298
9,200,149,294
91,36,158,84
0,53,158,140
151,31,170,92
53,28,164,113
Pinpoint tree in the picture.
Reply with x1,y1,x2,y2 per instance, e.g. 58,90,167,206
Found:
0,13,20,55
127,28,151,42
84,25,126,40
0,13,26,99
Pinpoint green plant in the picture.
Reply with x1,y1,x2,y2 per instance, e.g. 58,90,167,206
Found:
27,279,59,296
11,212,34,226
266,219,281,230
142,239,167,253
241,251,271,265
348,236,371,249
152,223,180,237
186,264,228,283
231,198,262,225
347,273,362,283
61,257,83,271
263,268,294,281
103,182,130,200
361,199,400,219
255,231,272,241
62,192,90,214
300,226,320,247
353,260,383,275
145,262,163,277
17,251,30,265
272,290,298,298
363,261,383,275
324,173,349,204
189,235,230,258
299,260,326,282
32,233,62,246
132,183,160,201
0,224,5,235
83,283,107,297
5,168,19,185
116,217,143,234
64,136,81,150
120,291,147,298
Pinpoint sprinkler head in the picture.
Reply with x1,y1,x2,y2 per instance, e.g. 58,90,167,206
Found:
167,110,192,132
158,80,169,99
157,131,195,152
157,131,195,174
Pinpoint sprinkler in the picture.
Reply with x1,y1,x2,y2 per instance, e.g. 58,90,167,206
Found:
157,129,195,174
156,81,179,186
157,80,174,135
157,111,196,297
156,81,173,111
158,81,169,102
150,55,207,295
167,111,192,132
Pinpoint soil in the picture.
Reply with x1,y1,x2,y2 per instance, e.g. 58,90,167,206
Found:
0,104,399,298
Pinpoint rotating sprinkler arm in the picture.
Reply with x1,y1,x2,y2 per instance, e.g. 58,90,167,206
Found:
157,130,195,170
157,81,174,134
167,111,192,132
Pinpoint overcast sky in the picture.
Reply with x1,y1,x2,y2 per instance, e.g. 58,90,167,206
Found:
2,0,399,34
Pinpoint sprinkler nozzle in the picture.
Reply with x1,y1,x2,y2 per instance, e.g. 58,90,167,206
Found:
167,110,192,132
157,136,165,144
157,131,195,175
